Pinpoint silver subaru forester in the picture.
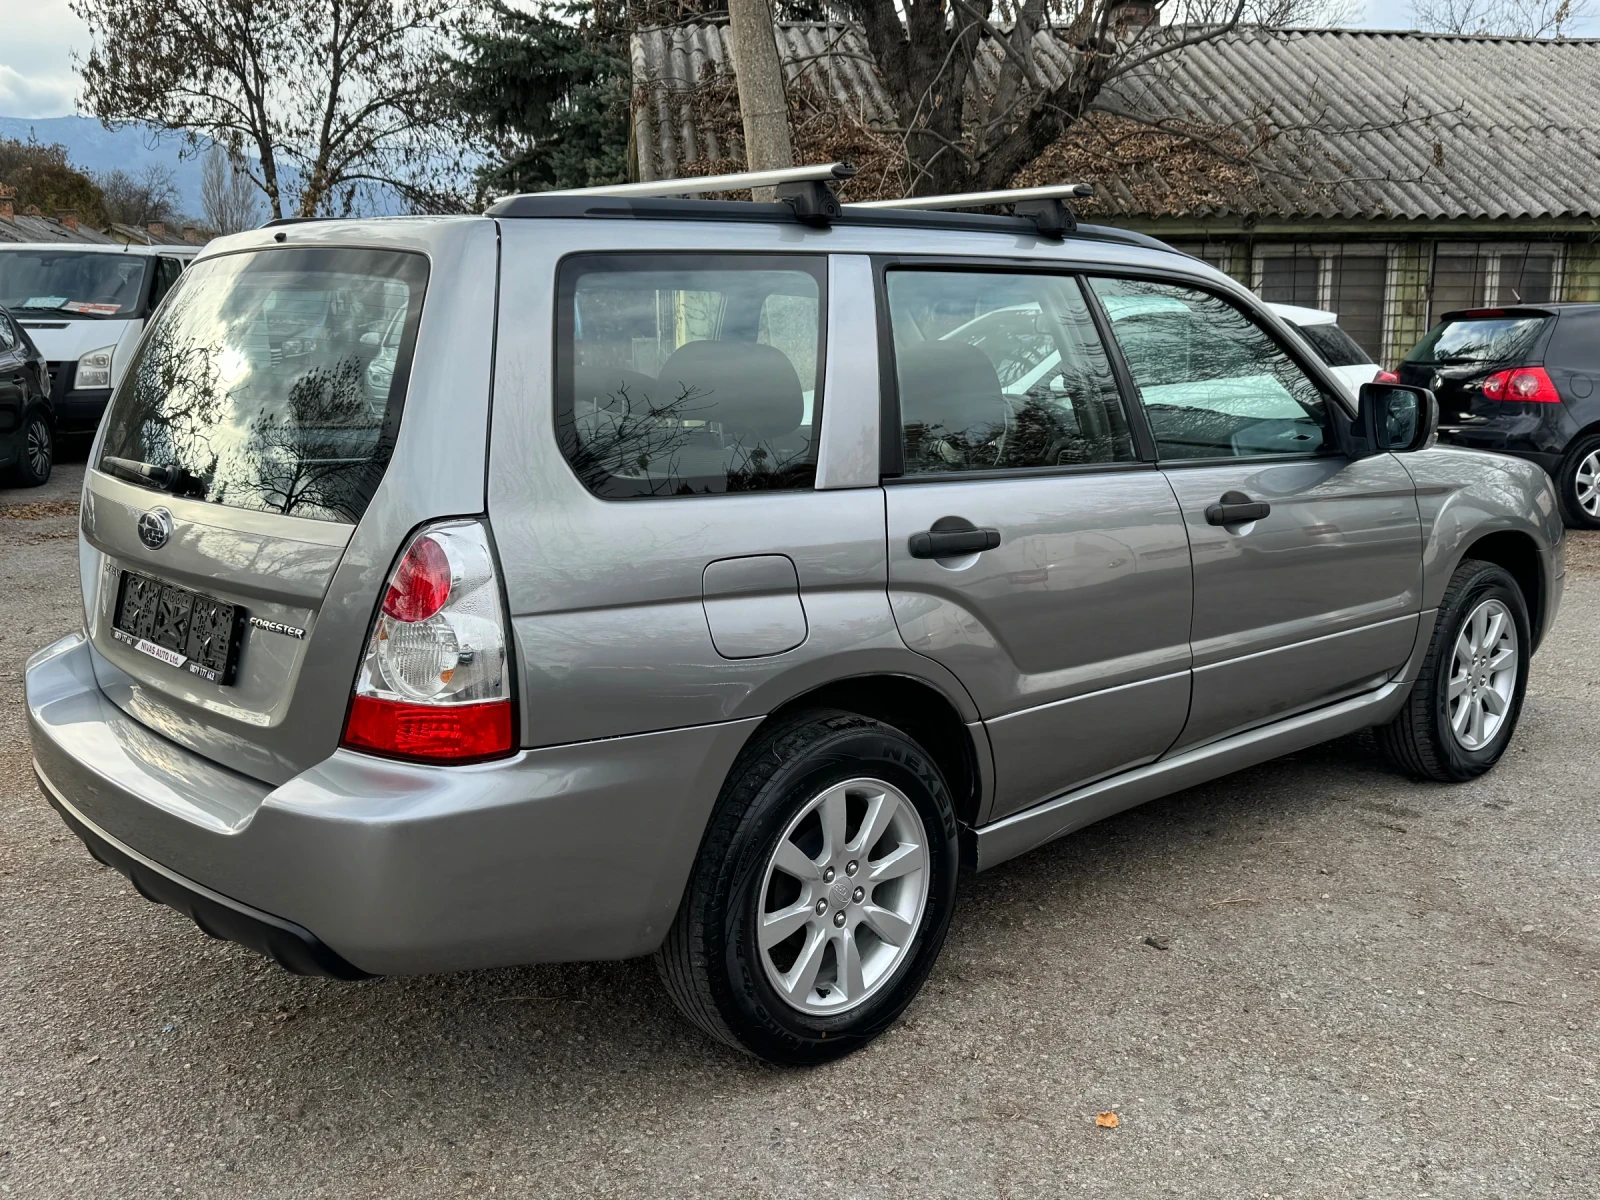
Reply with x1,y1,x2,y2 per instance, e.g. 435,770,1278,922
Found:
26,170,1564,1065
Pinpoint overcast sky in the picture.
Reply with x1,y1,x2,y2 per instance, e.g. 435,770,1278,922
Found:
1,0,1594,119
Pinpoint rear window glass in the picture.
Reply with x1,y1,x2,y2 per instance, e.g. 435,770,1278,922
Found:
98,247,428,523
1292,322,1372,368
1406,315,1548,365
556,254,825,498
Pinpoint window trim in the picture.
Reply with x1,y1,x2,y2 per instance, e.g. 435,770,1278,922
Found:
552,250,830,502
871,255,1161,482
1080,268,1353,467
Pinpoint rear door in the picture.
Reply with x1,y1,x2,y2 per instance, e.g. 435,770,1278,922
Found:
78,224,499,785
880,265,1193,822
1089,275,1422,751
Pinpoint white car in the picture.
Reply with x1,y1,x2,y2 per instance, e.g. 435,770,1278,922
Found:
0,242,199,436
1267,302,1387,398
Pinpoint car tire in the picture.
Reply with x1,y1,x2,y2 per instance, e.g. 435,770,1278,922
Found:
12,408,53,487
1555,434,1600,529
655,709,960,1065
1376,559,1530,782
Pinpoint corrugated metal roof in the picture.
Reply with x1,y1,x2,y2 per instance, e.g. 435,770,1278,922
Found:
631,24,1600,221
0,214,118,244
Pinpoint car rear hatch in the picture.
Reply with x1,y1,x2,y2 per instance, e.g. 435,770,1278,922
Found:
1399,308,1557,424
76,227,499,785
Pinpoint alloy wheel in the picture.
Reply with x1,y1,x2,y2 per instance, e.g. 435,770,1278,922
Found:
1574,450,1600,518
1448,598,1518,751
26,417,51,480
756,777,930,1016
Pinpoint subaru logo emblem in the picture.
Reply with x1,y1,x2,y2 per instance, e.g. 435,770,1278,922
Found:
137,508,173,550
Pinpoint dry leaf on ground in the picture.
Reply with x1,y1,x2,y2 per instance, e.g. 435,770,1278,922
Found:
1094,1111,1120,1128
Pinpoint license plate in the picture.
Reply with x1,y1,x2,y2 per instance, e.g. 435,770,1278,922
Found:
112,571,244,685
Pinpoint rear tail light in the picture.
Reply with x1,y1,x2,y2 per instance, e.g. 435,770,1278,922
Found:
341,521,516,763
1375,370,1400,384
1482,367,1561,403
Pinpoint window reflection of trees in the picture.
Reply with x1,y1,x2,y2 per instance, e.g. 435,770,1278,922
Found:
1095,280,1331,460
103,267,407,522
565,376,812,497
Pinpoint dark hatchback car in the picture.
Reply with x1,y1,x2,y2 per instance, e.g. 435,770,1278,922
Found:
0,305,54,487
1402,304,1600,526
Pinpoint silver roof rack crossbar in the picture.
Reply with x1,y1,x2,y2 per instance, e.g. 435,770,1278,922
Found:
849,182,1092,238
536,162,858,199
844,182,1093,211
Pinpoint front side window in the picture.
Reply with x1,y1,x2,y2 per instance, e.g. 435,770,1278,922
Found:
0,313,15,351
1092,277,1333,461
0,250,153,318
556,255,825,499
886,270,1135,476
98,247,428,523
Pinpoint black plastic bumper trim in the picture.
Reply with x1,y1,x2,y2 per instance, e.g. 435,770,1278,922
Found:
37,770,373,981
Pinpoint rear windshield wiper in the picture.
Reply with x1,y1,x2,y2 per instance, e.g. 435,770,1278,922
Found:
101,456,206,497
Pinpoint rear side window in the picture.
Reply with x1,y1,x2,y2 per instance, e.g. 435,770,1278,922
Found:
556,254,825,498
98,247,428,523
885,269,1135,475
1293,321,1372,368
1406,315,1549,365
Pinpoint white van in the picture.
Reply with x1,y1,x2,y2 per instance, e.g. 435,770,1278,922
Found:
0,242,198,435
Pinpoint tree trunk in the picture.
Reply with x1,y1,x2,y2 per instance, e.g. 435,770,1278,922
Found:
727,0,794,200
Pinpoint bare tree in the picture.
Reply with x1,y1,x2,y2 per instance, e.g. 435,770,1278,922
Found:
96,164,182,227
1412,0,1591,34
1175,0,1363,25
201,144,262,233
73,0,463,220
727,0,795,198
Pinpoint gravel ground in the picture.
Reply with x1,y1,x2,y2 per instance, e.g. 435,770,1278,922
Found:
1,464,1596,1199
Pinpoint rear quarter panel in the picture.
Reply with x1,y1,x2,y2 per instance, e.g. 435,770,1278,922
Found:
486,220,983,751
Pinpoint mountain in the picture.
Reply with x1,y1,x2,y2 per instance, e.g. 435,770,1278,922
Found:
0,114,210,218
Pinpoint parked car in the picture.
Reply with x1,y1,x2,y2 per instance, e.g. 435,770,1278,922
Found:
0,304,54,486
26,178,1564,1067
1268,302,1389,397
1399,304,1600,528
0,243,198,438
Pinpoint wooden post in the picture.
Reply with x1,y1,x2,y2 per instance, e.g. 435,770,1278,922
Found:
727,0,794,201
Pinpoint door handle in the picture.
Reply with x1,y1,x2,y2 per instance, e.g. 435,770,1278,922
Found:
909,524,1003,559
1205,490,1271,526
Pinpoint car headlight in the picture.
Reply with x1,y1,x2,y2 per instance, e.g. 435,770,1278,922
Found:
75,346,115,390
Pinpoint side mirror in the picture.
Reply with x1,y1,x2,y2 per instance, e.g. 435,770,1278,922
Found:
1353,382,1437,456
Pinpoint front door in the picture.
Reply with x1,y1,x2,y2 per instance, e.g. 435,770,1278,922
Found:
1089,275,1422,751
880,266,1194,822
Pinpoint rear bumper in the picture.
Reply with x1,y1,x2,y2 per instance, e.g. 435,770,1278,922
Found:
38,777,370,979
27,631,758,976
1436,410,1573,476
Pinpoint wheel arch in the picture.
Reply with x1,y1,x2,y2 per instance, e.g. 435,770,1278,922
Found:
747,673,990,829
1460,529,1547,648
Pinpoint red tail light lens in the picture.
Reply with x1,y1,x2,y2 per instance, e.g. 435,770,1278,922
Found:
1375,370,1400,384
1483,367,1560,403
382,535,453,622
343,695,515,763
